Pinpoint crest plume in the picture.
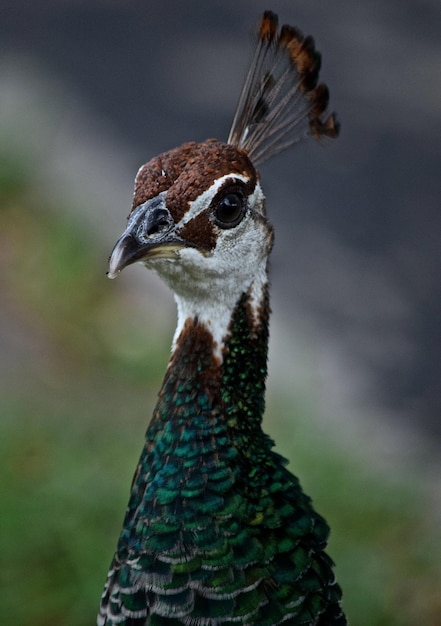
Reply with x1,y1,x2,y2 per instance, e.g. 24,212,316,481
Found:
228,10,339,165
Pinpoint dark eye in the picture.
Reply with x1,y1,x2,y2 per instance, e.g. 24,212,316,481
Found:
214,192,245,228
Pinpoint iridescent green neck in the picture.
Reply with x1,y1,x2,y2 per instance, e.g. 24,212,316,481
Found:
149,283,271,452
220,286,270,436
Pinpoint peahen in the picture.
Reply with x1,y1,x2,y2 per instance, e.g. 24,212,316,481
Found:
99,11,346,626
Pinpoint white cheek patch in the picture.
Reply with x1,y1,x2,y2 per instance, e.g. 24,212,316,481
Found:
177,173,251,229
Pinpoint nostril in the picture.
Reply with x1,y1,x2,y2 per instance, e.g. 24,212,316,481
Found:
145,207,172,237
146,217,169,236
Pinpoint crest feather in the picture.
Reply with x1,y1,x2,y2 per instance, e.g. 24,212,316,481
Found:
228,11,339,165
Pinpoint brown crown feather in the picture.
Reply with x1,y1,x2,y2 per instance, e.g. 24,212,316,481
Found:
132,140,257,217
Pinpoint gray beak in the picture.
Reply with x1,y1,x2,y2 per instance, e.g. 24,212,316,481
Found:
107,194,187,279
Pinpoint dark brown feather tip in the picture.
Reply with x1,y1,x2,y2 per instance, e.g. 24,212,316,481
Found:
310,113,340,139
278,23,339,140
259,11,278,42
310,83,330,117
278,24,300,48
282,31,321,92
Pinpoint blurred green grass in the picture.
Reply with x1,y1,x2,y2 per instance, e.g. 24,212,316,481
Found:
1,149,440,626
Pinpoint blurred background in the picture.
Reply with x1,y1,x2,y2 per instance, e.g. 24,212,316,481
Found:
1,1,440,624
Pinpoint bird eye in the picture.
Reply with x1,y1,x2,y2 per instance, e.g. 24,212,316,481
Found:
214,192,245,228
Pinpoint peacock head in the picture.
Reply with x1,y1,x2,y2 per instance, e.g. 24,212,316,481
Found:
107,140,274,301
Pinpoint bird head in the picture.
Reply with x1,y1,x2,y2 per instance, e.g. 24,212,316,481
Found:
108,140,273,302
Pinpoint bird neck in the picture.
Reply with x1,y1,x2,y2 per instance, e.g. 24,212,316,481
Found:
151,273,271,449
170,257,270,361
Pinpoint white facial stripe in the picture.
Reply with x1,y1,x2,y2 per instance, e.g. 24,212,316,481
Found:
246,181,265,218
177,173,251,229
134,164,145,186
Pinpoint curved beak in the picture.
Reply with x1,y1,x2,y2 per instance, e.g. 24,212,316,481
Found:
107,194,189,279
